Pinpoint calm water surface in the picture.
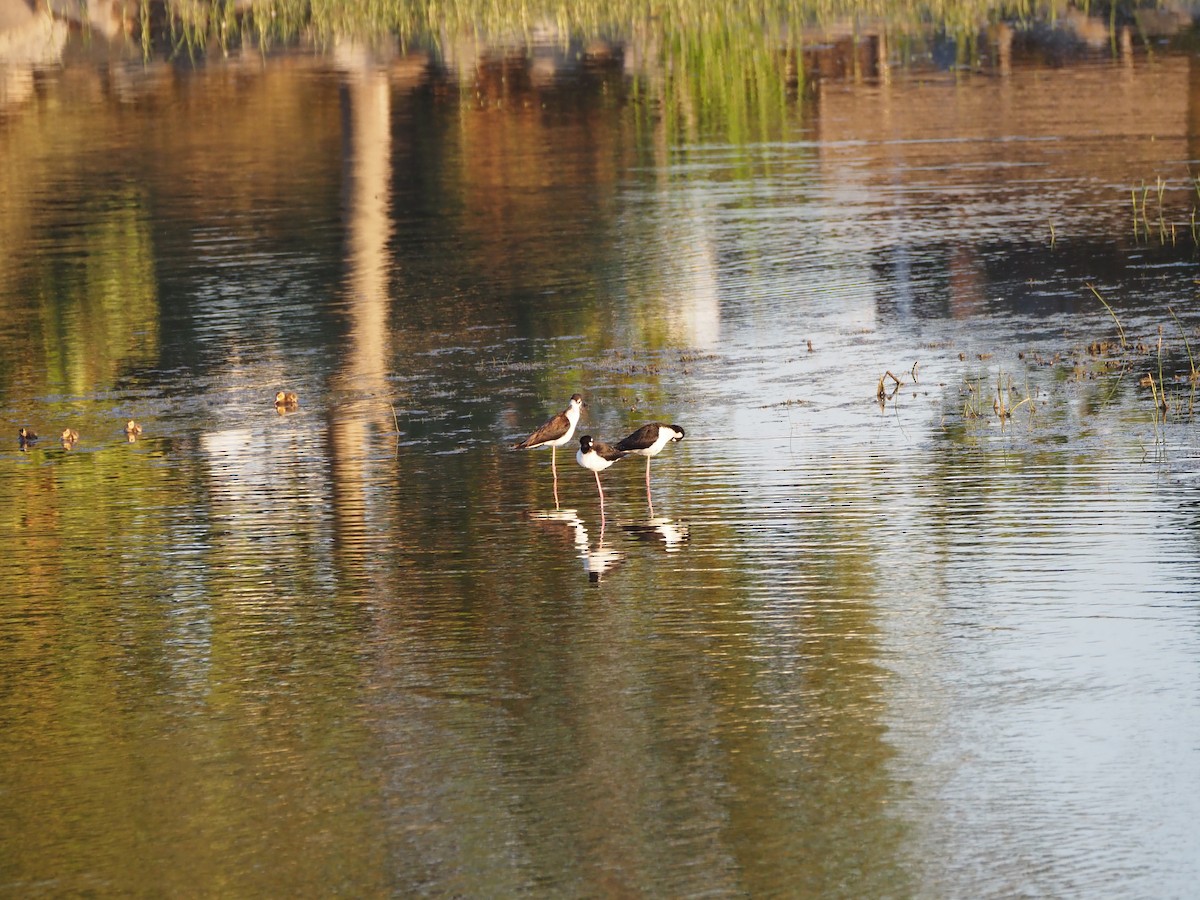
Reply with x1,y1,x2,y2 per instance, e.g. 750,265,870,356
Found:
3,26,1200,897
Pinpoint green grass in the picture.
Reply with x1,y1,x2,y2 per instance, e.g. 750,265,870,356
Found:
1087,284,1127,353
144,0,1060,55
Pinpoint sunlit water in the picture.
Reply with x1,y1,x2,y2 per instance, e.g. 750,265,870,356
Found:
3,30,1200,896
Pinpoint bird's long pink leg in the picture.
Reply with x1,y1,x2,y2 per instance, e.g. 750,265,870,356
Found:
594,470,606,526
645,457,654,517
552,446,560,509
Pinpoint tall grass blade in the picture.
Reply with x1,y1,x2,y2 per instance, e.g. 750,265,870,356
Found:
1087,284,1127,352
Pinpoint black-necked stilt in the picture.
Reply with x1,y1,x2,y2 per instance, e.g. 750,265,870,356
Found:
513,394,585,506
615,422,685,514
576,434,625,523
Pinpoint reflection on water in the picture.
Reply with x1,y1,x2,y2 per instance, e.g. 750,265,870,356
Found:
530,507,630,582
4,17,1200,897
623,516,690,552
329,40,397,578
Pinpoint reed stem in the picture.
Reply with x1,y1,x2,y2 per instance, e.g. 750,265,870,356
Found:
1086,284,1127,352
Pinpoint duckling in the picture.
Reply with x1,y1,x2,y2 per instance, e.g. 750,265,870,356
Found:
61,428,79,446
124,419,142,440
274,391,299,410
18,427,38,446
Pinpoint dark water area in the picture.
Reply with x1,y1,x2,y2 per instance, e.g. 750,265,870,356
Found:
4,11,1200,896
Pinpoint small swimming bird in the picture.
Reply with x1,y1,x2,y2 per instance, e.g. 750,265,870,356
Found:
125,420,143,440
616,423,685,514
61,428,79,446
513,394,585,506
275,391,299,410
18,427,37,446
576,434,626,522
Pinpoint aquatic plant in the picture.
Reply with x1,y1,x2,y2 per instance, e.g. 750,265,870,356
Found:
1086,284,1126,352
876,369,903,403
1167,305,1198,383
961,373,984,420
1129,174,1200,247
991,370,1034,424
154,0,1056,46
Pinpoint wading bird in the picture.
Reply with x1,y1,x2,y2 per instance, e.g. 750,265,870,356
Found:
576,434,626,524
512,394,584,507
615,423,685,515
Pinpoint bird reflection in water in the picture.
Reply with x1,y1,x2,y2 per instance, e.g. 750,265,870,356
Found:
529,507,625,583
622,517,690,552
583,539,623,583
529,507,589,554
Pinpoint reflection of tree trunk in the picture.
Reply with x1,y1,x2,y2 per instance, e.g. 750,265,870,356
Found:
1190,53,1200,166
993,22,1012,76
330,44,394,573
340,62,392,384
0,6,68,110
